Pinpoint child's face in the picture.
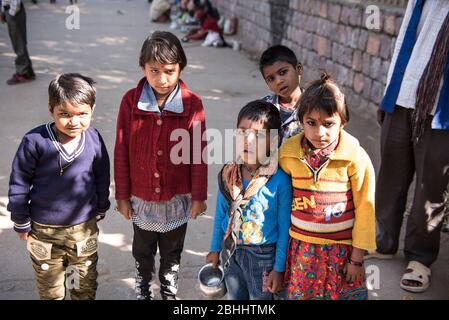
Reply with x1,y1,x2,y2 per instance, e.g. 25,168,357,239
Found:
236,118,270,166
262,61,302,99
50,102,93,138
143,60,181,99
302,110,343,150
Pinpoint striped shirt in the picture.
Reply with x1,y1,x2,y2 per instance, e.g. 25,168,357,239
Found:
279,130,376,250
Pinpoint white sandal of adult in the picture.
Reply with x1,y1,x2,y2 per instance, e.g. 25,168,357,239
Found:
400,261,431,293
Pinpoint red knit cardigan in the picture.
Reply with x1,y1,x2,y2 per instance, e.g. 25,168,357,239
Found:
114,77,208,202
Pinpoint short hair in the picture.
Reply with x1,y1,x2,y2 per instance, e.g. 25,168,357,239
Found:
237,100,281,130
259,45,299,76
139,31,187,70
48,73,96,112
297,72,350,125
193,0,206,10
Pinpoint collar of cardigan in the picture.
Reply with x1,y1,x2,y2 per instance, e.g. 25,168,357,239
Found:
137,81,183,114
133,77,191,117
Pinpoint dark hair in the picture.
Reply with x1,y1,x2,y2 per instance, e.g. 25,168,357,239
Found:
193,0,206,10
259,45,300,76
297,72,350,125
237,100,281,130
139,31,187,70
48,73,96,112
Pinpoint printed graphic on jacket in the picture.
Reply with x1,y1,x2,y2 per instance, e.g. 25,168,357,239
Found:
240,201,269,244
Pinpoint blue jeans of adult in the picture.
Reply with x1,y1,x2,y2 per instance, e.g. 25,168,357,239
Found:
224,244,275,300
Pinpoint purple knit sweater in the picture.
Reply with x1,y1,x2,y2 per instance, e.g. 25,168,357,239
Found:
8,123,111,232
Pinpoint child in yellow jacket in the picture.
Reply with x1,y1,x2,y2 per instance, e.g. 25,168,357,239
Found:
279,73,376,300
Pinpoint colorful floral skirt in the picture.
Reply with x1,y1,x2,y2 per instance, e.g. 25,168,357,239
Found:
284,239,368,300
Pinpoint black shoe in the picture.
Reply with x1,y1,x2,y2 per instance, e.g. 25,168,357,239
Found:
137,293,153,300
26,70,36,78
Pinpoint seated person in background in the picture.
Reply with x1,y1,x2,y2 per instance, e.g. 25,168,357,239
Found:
181,0,221,42
149,0,172,23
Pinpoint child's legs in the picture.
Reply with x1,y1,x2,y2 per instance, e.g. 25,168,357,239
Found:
65,218,99,300
224,248,249,300
30,246,66,300
244,245,275,300
132,224,158,300
157,223,187,299
66,252,98,300
29,223,67,300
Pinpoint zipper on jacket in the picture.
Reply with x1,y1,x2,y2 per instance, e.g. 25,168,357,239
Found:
300,158,330,184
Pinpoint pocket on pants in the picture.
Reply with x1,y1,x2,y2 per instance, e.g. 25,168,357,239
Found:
75,233,98,257
27,236,52,261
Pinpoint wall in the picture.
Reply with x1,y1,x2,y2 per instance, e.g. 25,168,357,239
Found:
212,0,408,119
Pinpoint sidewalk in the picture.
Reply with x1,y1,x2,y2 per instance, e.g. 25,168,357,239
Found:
0,0,447,300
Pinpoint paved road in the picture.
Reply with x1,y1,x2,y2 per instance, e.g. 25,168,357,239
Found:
0,0,447,300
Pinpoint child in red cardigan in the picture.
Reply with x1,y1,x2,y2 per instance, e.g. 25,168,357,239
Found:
114,31,208,300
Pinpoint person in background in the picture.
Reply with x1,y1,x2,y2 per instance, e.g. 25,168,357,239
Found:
1,0,35,85
365,0,449,294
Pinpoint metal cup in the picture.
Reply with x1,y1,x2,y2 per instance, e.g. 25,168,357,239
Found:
198,263,227,299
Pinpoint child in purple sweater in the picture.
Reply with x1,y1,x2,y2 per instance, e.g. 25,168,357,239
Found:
7,73,110,300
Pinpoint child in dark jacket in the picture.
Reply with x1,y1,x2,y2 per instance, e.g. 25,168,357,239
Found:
8,73,110,300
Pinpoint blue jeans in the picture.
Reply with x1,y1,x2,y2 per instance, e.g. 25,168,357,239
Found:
224,244,275,300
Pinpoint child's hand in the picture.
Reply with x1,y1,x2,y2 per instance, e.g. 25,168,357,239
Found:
267,270,284,293
344,247,366,282
190,200,207,219
344,262,365,283
116,199,132,220
18,232,29,241
206,251,220,268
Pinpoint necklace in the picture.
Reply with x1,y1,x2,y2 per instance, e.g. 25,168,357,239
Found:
242,164,258,178
58,153,74,176
54,128,75,176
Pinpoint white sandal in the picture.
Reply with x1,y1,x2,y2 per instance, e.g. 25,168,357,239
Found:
400,261,431,293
